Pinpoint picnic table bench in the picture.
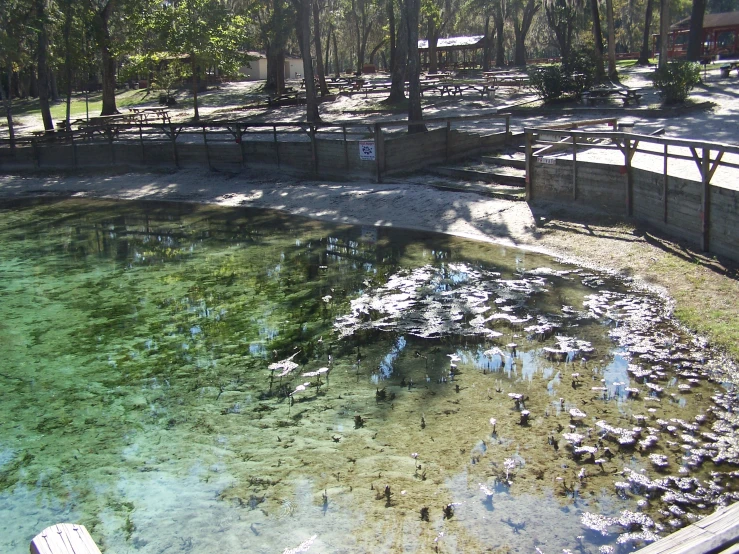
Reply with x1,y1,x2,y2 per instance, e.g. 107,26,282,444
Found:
582,86,642,107
719,61,739,77
127,107,171,124
485,74,530,87
267,88,304,107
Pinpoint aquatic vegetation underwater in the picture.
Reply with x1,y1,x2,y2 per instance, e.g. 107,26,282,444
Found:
0,198,736,553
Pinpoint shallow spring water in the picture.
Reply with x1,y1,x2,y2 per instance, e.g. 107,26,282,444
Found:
0,198,736,554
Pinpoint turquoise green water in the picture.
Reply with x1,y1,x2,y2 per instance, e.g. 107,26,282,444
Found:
0,198,736,554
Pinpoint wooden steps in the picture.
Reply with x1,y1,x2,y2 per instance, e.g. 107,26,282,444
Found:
636,502,739,554
30,523,102,554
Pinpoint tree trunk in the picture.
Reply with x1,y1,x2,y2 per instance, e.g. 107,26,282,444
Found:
369,39,387,65
493,7,505,66
325,24,332,75
1,65,16,152
36,0,54,131
298,0,320,122
332,32,340,76
686,0,706,61
266,46,286,92
659,0,669,69
405,0,424,132
387,0,408,103
512,0,539,67
590,0,604,55
189,56,199,121
482,16,492,72
428,20,439,73
605,0,617,77
313,0,330,95
29,65,38,98
50,67,60,102
97,1,119,116
64,0,73,125
388,0,396,73
638,0,654,64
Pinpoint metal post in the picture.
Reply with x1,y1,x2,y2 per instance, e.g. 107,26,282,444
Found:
445,120,451,163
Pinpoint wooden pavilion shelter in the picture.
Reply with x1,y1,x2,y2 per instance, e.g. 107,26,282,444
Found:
418,35,487,70
655,11,739,60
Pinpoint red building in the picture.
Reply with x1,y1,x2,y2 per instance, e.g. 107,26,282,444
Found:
656,11,739,60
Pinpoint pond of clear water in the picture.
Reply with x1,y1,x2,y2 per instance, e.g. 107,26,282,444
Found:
0,198,737,554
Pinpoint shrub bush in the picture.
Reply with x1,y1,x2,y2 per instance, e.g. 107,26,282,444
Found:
528,65,567,101
651,61,701,104
529,40,605,101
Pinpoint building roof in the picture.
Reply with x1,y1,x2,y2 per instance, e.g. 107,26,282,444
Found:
671,11,739,31
418,35,486,51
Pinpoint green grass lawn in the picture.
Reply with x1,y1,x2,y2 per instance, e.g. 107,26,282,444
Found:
8,89,158,122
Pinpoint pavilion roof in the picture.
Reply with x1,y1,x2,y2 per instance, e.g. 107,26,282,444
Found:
670,11,739,31
418,35,486,52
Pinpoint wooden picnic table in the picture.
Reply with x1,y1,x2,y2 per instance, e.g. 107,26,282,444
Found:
582,86,642,107
127,107,171,124
485,74,529,87
267,88,304,107
719,61,739,77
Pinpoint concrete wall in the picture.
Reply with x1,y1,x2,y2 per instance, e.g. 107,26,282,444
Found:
530,157,739,262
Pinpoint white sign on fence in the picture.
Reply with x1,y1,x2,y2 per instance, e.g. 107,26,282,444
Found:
537,156,556,165
359,141,376,161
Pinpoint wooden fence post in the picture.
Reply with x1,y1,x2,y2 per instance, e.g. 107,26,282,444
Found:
342,124,349,169
663,144,668,223
701,148,710,252
374,122,383,184
572,133,578,200
273,125,280,166
170,125,179,168
108,129,116,164
524,131,533,201
32,138,39,169
310,124,318,176
625,138,633,216
139,123,145,164
71,133,78,168
202,126,211,170
238,125,246,168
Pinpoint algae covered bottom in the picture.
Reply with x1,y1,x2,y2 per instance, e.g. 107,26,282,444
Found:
0,198,736,554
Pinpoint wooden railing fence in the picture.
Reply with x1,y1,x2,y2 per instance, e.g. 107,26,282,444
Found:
525,127,739,259
0,114,511,183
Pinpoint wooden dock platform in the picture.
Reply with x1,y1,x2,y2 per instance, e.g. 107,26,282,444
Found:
30,523,102,554
636,502,739,554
